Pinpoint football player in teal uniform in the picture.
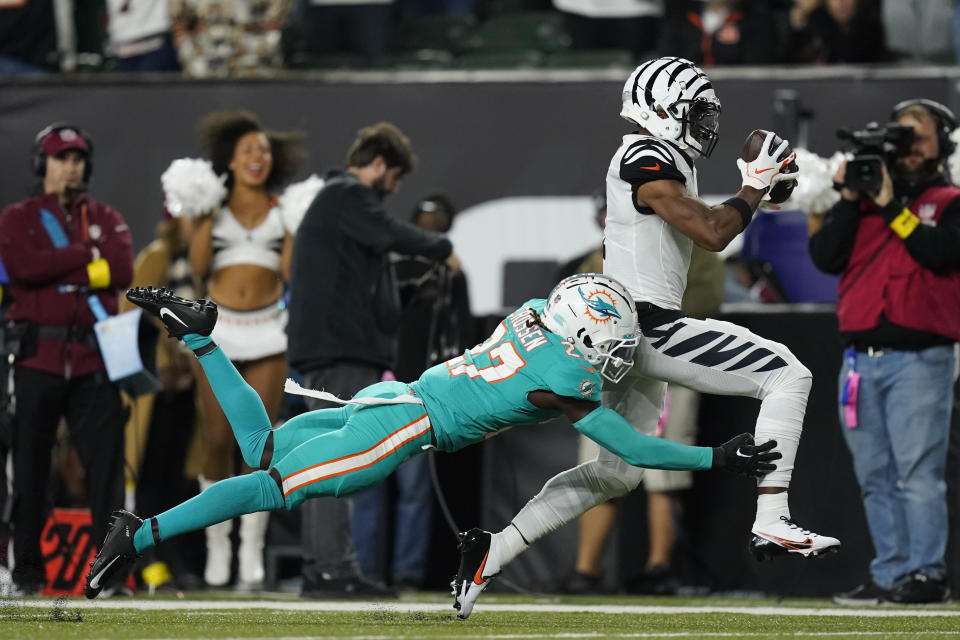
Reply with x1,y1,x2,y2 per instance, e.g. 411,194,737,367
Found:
84,273,777,599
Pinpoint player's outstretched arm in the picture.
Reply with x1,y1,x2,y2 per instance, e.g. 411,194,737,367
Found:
529,391,779,477
638,179,765,252
529,391,711,470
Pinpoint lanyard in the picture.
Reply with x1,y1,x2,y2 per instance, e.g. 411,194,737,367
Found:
39,207,108,321
841,347,860,428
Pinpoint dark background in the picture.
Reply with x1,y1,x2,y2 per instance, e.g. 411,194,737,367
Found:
0,70,953,250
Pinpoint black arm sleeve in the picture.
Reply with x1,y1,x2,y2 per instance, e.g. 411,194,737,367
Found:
879,197,960,270
808,198,862,274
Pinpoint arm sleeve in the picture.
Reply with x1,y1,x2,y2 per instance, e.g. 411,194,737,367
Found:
808,198,861,274
879,198,960,270
0,204,94,285
573,406,713,471
339,186,452,259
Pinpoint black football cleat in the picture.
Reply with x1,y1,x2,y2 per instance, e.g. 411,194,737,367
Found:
749,516,841,561
84,510,143,599
126,286,217,339
451,528,499,620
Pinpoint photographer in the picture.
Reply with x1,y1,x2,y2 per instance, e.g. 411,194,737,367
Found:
810,100,960,605
0,124,133,594
287,123,456,598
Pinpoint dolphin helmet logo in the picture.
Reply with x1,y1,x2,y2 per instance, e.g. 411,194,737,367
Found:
579,287,621,325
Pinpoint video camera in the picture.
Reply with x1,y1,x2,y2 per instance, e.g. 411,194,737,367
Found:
836,122,915,193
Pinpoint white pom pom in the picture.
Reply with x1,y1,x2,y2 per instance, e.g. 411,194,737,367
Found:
784,149,846,215
949,128,960,186
161,158,227,219
277,174,325,234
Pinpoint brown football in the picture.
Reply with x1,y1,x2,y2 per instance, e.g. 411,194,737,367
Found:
741,129,797,205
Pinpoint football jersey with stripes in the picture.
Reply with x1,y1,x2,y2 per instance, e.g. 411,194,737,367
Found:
605,134,699,310
411,299,603,452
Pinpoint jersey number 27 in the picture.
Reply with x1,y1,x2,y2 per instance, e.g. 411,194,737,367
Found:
446,323,526,383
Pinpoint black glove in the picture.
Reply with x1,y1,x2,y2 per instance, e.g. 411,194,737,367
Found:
712,433,781,478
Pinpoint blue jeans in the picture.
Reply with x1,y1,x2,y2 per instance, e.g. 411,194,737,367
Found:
838,345,956,587
352,452,434,583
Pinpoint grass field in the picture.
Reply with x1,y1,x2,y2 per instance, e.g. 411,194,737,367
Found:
2,592,960,640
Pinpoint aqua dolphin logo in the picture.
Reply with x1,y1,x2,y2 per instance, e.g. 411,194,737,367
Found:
579,287,621,323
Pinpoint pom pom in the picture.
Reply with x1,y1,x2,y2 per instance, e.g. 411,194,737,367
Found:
949,128,960,186
277,174,325,234
161,158,227,219
783,149,846,215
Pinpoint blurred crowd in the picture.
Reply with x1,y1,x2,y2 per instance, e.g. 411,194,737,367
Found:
1,0,958,76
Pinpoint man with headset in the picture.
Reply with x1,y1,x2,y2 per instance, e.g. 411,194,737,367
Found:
0,124,133,594
811,99,960,605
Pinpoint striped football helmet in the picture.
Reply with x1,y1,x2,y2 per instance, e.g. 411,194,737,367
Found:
621,57,722,158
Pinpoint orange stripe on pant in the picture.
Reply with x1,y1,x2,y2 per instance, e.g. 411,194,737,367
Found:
281,413,431,497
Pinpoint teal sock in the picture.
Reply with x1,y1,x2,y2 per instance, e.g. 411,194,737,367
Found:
191,340,272,468
133,472,284,553
183,333,212,351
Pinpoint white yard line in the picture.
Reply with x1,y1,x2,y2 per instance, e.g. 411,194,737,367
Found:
5,599,960,617
67,633,960,640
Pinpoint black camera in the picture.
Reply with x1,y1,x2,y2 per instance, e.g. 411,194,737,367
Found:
836,122,915,193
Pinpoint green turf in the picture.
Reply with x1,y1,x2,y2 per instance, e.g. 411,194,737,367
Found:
1,593,959,639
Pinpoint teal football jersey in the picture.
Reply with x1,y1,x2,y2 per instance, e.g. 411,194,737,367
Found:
411,299,603,452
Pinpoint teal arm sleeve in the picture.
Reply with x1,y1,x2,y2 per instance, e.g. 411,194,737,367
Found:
573,406,713,471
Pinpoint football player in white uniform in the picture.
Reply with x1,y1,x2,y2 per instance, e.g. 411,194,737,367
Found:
454,57,840,618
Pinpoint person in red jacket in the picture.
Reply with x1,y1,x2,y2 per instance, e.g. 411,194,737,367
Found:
810,99,960,606
0,124,133,594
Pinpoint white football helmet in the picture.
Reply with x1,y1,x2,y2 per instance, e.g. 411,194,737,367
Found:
542,273,639,383
620,56,722,158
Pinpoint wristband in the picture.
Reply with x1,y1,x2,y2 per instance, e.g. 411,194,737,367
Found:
711,446,723,469
889,208,920,239
724,197,754,231
86,257,111,290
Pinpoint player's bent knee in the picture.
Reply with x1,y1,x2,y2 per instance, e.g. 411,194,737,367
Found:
266,468,288,510
593,458,643,498
240,431,273,470
759,352,812,399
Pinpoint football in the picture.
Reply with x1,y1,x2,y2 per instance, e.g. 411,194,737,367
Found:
741,129,798,204
768,159,799,204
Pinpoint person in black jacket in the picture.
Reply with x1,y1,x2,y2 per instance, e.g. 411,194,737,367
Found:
810,99,960,605
286,122,456,598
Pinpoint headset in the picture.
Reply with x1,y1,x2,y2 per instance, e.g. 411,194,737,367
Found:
890,98,957,158
32,123,95,184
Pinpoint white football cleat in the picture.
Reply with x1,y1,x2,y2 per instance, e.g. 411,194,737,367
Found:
451,528,500,619
750,516,841,561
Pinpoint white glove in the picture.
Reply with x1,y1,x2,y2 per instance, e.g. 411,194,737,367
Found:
737,132,799,191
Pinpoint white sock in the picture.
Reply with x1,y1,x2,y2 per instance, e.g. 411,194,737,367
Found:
754,492,790,528
489,523,529,575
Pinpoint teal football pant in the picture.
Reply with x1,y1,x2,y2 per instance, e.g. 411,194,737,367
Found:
133,341,433,553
